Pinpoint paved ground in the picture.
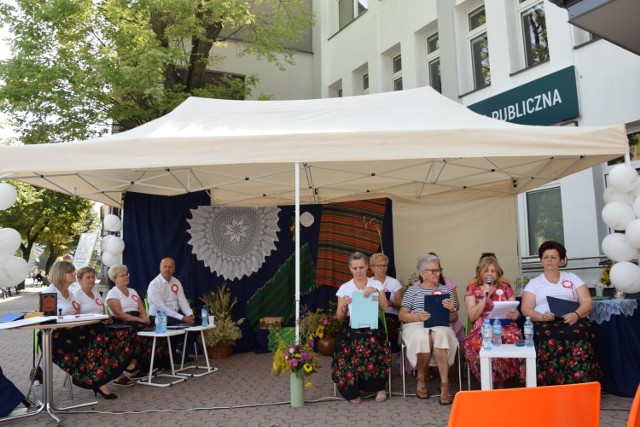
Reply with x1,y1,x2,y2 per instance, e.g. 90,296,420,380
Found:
0,287,634,426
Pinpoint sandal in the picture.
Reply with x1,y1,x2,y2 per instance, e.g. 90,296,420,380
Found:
350,397,361,405
375,390,387,403
438,383,452,406
416,379,429,399
113,377,136,387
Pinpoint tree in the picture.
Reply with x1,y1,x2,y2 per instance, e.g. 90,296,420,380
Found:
0,181,98,273
0,0,313,144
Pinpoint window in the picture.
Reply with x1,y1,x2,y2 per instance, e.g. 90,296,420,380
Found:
392,54,402,91
573,26,600,47
363,73,369,92
338,0,368,30
519,0,549,67
426,33,441,93
468,6,490,89
608,131,640,165
526,187,564,255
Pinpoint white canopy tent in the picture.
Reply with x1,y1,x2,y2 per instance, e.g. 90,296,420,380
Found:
0,86,628,302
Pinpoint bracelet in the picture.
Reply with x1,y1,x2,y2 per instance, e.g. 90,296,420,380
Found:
573,311,581,320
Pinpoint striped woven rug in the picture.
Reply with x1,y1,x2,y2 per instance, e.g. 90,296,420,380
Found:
245,243,316,330
315,198,387,288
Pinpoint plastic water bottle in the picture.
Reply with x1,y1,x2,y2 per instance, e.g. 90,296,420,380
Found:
492,318,502,347
482,318,493,351
524,316,534,347
32,380,42,405
155,311,167,333
201,306,209,326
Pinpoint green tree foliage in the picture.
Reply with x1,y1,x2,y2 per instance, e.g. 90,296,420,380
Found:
0,181,98,272
0,0,313,143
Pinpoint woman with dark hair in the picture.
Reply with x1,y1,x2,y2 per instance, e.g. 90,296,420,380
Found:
521,241,601,385
461,255,523,388
42,261,135,399
332,252,391,404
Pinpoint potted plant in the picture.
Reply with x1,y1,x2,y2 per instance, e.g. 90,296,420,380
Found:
302,306,343,356
201,283,244,358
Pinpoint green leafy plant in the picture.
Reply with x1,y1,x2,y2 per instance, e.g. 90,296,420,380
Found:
201,283,244,347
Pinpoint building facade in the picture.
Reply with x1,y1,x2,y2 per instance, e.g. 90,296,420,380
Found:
214,0,640,284
308,0,640,284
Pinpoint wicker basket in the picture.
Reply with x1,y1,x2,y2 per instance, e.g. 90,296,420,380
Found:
207,344,233,359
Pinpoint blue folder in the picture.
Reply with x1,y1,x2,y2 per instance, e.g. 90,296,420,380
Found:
423,295,449,328
0,312,26,323
547,296,580,318
350,291,379,329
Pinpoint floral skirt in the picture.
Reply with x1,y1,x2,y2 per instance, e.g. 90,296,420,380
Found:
112,311,164,369
331,318,391,400
51,323,134,389
534,318,602,385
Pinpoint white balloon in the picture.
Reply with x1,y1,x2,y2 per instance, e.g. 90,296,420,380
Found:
602,202,636,230
0,228,22,257
609,261,640,293
0,183,17,210
100,235,114,252
602,233,638,262
626,219,640,249
608,164,639,193
101,252,120,267
0,256,29,287
106,236,125,254
103,214,122,232
603,186,632,205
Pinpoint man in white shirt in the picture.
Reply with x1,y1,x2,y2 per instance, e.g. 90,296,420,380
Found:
147,258,196,360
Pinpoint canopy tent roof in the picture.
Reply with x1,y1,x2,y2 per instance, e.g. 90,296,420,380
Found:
0,86,628,208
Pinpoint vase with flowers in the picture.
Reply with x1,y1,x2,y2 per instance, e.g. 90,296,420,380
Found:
303,306,344,356
272,336,319,408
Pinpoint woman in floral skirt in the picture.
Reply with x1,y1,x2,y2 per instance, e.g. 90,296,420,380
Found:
42,261,136,399
521,241,601,385
462,255,524,388
332,252,391,404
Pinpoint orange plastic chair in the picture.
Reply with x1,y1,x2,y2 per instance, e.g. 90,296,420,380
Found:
448,382,601,427
628,384,640,427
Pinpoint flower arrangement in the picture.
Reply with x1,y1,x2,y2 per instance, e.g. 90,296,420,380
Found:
304,307,343,339
599,264,612,287
272,337,319,387
201,283,245,347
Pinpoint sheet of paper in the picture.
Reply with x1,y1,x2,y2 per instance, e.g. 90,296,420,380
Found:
487,301,520,319
350,291,379,329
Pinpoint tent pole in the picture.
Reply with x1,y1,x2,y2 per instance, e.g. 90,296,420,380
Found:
295,162,300,345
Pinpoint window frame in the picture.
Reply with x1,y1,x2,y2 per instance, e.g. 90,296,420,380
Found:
517,0,550,69
524,186,565,256
392,54,403,91
426,32,442,93
467,5,490,90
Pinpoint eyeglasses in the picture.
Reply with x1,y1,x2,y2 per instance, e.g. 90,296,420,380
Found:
424,268,443,274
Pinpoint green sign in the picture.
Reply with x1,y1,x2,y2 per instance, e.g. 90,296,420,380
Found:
468,66,579,126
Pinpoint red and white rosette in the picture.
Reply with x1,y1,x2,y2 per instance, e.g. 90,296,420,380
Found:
95,298,103,307
132,294,140,303
171,284,179,295
72,301,80,314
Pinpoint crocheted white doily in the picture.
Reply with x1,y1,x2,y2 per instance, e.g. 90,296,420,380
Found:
187,206,280,280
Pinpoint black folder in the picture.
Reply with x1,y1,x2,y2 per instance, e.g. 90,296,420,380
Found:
423,295,449,328
547,296,580,318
